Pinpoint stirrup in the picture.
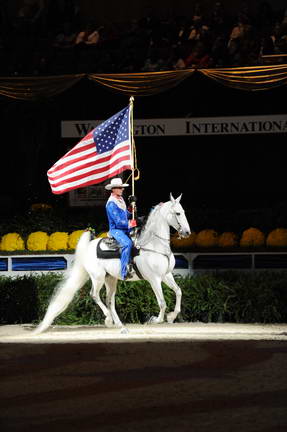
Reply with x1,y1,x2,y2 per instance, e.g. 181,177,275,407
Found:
125,264,134,280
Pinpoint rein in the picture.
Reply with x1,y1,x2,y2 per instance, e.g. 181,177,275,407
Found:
139,230,172,264
140,246,172,262
153,232,170,242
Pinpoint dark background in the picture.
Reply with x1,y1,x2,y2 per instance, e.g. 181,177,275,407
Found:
0,0,286,232
0,71,286,214
4,0,287,25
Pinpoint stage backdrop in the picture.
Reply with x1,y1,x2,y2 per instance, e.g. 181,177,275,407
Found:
0,68,286,213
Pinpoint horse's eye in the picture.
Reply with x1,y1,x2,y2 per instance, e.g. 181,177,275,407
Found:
176,212,180,216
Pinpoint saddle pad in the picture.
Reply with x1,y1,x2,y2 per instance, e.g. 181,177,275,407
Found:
97,238,121,259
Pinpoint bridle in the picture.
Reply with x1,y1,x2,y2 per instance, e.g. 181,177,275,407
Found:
169,208,186,239
139,203,184,263
140,231,171,261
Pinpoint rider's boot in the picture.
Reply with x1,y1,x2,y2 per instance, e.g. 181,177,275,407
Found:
125,263,134,280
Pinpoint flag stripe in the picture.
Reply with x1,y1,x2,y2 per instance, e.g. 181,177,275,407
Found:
47,105,132,194
48,141,129,179
50,137,94,162
48,142,95,173
51,161,132,194
49,151,131,186
49,156,131,191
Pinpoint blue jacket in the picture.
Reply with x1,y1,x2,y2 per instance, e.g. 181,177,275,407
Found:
106,199,131,234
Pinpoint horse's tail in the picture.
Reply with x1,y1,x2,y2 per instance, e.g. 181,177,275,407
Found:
33,231,91,335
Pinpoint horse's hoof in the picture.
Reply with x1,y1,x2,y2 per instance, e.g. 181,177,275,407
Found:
32,329,42,336
120,327,129,335
147,316,159,324
105,317,114,328
32,325,47,335
167,312,176,324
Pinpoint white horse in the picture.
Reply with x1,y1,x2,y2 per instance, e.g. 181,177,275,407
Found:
34,194,191,334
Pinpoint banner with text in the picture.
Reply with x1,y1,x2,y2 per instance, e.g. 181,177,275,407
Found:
62,114,287,138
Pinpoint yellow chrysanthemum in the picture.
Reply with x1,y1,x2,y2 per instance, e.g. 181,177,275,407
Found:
0,233,25,251
47,232,69,251
26,231,49,251
266,228,287,247
240,227,265,247
68,230,85,249
218,232,238,248
97,231,108,238
195,229,218,248
171,232,196,249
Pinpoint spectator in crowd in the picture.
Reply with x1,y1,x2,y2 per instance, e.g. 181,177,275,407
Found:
75,23,101,46
210,33,228,66
53,21,77,49
0,0,286,75
226,24,244,66
174,40,211,69
142,40,174,71
73,20,103,72
274,20,287,54
259,30,276,56
184,41,211,68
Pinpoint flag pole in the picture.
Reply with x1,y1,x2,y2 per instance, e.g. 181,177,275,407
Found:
129,95,136,220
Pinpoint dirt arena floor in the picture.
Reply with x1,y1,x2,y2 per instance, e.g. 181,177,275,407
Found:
1,323,287,432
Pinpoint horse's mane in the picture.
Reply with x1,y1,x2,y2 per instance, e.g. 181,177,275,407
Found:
138,203,166,245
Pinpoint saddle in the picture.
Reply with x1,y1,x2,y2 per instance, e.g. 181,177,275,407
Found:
96,224,146,279
97,236,121,259
97,233,142,279
96,229,140,260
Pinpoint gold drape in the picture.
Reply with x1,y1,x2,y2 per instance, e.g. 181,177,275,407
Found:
0,65,286,100
88,69,195,95
200,64,287,91
0,74,85,101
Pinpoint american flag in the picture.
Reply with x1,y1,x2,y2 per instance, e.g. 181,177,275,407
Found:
47,105,132,194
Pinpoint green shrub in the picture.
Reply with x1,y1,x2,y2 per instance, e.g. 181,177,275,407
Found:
0,272,287,325
0,276,38,324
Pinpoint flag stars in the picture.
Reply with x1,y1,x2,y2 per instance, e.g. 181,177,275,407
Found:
91,106,130,154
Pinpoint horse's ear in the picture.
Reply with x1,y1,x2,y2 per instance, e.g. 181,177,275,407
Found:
170,193,175,203
176,194,182,203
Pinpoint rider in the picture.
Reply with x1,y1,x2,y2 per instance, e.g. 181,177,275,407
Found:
105,177,136,280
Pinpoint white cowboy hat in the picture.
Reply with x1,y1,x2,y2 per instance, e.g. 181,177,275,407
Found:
105,178,129,190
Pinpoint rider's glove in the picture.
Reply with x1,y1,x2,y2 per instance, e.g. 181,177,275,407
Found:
128,195,137,204
129,219,137,228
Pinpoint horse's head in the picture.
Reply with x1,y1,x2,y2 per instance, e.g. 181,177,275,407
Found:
164,193,191,239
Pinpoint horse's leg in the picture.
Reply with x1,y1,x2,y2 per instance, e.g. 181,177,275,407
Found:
105,275,128,334
89,272,113,327
162,272,182,323
147,276,167,324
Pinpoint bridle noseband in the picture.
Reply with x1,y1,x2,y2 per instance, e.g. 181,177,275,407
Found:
170,210,185,238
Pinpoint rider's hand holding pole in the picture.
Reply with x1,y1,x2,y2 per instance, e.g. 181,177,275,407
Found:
128,195,137,227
